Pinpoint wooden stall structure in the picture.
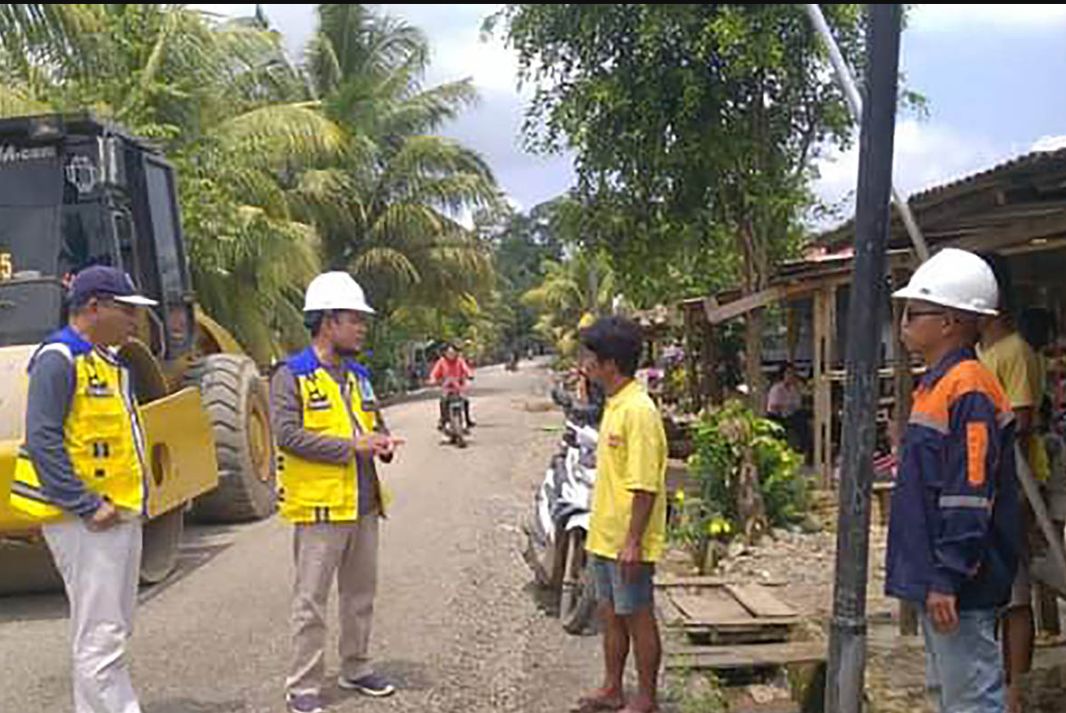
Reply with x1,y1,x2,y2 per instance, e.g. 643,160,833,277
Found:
681,249,915,484
680,147,1066,486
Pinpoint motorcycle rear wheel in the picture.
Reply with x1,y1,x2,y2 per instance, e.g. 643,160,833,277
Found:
560,528,597,634
449,407,467,448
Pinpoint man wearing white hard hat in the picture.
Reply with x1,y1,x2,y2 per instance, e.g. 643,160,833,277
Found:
271,272,403,713
885,248,1021,713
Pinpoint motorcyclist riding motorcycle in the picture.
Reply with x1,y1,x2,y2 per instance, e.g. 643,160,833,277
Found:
428,342,475,430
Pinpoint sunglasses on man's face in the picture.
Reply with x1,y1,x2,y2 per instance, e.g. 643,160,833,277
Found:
902,305,946,322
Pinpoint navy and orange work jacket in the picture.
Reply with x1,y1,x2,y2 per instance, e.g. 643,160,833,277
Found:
885,347,1021,610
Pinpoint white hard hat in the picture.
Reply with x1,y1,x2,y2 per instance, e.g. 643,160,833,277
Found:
892,248,998,316
303,272,375,314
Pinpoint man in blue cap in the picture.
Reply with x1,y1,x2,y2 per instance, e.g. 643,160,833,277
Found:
7,265,157,713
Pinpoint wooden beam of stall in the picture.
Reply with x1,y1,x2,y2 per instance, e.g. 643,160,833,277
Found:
702,282,816,325
813,284,837,487
954,213,1066,253
702,320,721,406
787,304,799,363
684,307,701,412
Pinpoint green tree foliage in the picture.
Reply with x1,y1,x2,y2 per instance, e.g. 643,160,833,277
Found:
490,4,867,398
0,4,504,365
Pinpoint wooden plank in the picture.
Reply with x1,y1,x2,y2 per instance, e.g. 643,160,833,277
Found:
955,213,1066,253
702,283,815,325
669,586,798,646
656,575,788,589
684,307,701,411
665,641,826,671
1002,235,1066,257
682,623,795,646
656,576,728,589
702,319,721,404
725,584,798,619
813,286,833,486
700,295,720,322
682,622,793,643
683,619,797,632
657,589,687,627
669,591,752,624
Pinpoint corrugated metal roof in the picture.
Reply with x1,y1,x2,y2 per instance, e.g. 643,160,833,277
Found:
908,147,1066,205
814,146,1066,248
681,148,1066,312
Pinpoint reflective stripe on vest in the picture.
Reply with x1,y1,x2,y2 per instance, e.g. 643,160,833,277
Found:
8,333,147,523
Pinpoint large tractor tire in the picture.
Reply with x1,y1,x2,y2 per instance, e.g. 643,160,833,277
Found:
186,355,276,523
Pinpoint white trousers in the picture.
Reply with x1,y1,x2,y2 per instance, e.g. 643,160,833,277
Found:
43,518,143,713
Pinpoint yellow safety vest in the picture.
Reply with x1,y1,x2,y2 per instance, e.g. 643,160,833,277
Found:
277,353,389,524
9,336,146,523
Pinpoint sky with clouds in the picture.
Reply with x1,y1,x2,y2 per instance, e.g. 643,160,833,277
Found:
196,4,1066,218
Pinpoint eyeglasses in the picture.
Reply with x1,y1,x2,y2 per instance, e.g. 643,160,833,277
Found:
902,306,946,322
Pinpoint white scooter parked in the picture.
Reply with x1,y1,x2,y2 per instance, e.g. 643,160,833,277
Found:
522,386,600,634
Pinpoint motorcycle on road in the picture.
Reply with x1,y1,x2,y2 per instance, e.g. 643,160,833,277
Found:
522,386,600,634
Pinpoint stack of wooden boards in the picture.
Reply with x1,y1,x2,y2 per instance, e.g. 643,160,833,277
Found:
657,576,825,675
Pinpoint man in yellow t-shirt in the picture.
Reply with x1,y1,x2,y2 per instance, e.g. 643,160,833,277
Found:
976,253,1048,713
978,329,1050,481
574,316,666,713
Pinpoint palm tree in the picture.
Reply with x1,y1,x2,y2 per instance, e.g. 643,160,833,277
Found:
0,4,341,360
523,249,617,356
298,4,502,318
0,4,506,360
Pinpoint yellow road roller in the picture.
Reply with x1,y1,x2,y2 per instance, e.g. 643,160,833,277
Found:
0,114,276,594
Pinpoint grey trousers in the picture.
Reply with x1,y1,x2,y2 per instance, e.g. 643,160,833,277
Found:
44,518,143,713
286,516,380,695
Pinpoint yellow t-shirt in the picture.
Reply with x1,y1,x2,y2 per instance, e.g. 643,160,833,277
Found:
587,380,668,562
978,332,1051,481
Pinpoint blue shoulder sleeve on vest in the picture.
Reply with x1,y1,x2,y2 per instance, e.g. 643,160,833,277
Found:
27,327,93,372
286,347,319,377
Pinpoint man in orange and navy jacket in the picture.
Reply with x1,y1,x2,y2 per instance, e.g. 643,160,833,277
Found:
887,248,1021,713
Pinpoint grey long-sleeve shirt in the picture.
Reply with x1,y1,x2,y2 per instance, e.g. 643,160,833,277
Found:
270,363,384,516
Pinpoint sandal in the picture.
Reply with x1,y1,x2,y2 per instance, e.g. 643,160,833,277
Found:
570,693,624,712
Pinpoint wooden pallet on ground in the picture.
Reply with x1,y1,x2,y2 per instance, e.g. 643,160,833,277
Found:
665,640,826,671
660,579,799,645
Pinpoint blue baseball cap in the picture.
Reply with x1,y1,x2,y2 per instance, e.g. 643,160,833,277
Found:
69,265,158,308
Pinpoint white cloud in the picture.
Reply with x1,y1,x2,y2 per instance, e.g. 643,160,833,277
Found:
196,5,519,93
1032,135,1066,152
814,119,1007,218
381,4,523,96
911,4,1066,32
191,4,249,17
429,32,524,96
